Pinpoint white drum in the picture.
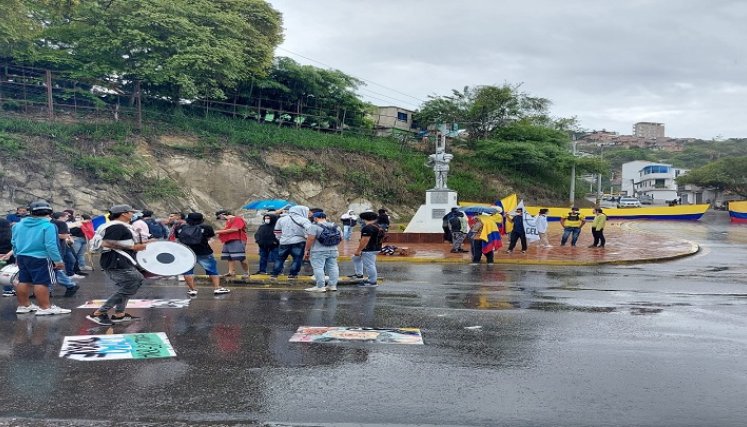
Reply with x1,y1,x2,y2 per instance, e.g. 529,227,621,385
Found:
136,241,196,277
0,264,20,287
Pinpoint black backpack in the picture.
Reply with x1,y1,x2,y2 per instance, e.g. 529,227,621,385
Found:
316,223,341,246
177,224,204,245
448,215,462,232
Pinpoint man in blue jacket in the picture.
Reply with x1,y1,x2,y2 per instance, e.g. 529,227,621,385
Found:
12,200,71,316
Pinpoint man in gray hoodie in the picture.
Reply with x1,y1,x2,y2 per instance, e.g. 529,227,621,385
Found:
271,206,310,279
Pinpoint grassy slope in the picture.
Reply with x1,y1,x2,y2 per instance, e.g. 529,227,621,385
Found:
0,112,571,206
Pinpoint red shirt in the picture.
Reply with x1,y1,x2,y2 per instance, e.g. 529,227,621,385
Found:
81,221,95,240
218,216,247,243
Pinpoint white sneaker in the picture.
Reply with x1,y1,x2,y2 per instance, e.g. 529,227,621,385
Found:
16,303,40,314
187,289,198,296
35,305,71,315
80,266,94,271
304,286,327,293
327,285,338,292
213,287,231,295
71,274,86,280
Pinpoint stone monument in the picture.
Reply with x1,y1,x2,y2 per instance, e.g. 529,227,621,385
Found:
404,134,458,233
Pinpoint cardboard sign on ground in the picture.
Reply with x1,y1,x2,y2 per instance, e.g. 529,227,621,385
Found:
289,326,424,345
77,299,191,309
59,332,176,361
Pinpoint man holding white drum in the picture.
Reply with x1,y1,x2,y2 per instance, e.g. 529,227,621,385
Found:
86,204,147,326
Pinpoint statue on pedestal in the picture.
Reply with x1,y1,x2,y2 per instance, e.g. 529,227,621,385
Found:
425,134,453,190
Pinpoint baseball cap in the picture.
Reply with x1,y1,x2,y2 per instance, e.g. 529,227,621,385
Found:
311,211,327,219
109,204,138,214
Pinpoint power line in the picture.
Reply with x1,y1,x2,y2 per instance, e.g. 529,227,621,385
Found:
276,47,427,105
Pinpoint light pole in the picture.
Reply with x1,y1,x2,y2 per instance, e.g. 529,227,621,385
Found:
569,135,577,206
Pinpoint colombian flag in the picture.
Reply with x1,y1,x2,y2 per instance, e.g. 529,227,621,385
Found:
479,215,503,253
495,193,517,234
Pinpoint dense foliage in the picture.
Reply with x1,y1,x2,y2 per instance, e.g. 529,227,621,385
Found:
676,156,747,198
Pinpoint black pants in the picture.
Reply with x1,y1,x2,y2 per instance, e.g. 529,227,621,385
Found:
592,229,605,247
508,232,527,251
471,239,494,263
443,226,452,242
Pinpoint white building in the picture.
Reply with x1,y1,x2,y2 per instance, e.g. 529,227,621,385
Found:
621,161,687,203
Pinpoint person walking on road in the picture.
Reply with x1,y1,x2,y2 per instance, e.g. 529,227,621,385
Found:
340,210,357,241
253,213,279,275
271,206,311,279
215,209,250,277
12,200,71,316
589,208,607,248
560,207,585,247
86,204,147,326
505,207,527,254
176,212,230,296
350,211,384,287
304,212,342,292
536,208,552,248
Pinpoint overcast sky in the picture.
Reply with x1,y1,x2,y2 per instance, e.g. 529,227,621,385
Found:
268,0,746,139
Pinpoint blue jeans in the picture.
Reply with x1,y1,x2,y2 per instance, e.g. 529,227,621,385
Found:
343,225,353,241
184,255,219,276
272,242,305,276
71,236,88,269
53,270,76,290
258,245,279,273
352,251,378,284
310,249,339,288
561,227,581,246
60,244,76,275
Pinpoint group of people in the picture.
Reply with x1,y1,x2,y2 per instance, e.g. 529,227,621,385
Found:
2,200,392,321
252,206,387,292
442,205,609,263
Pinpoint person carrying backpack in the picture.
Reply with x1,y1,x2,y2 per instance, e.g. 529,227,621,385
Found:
142,210,168,240
175,212,229,296
303,211,342,292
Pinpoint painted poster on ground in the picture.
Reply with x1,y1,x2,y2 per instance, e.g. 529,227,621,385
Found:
289,326,424,345
77,299,191,309
60,332,176,361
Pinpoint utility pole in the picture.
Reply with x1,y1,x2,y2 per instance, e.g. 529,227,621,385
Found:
569,135,577,206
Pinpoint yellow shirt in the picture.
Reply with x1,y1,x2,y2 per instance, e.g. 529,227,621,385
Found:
592,214,607,231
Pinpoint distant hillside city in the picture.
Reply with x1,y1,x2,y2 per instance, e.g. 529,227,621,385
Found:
576,122,695,152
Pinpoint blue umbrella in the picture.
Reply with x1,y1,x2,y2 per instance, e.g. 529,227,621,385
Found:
243,199,295,211
460,206,499,215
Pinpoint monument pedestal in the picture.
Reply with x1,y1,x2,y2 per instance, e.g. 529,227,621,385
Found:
404,189,458,233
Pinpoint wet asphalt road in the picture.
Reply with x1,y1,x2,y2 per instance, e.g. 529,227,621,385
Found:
1,211,746,426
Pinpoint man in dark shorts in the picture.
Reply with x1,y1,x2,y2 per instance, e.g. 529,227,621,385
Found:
12,200,71,316
214,209,249,276
86,204,147,326
350,211,385,288
175,212,230,295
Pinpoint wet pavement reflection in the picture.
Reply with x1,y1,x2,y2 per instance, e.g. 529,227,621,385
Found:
1,212,747,426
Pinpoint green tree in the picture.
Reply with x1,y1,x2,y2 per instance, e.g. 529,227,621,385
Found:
239,57,368,128
0,0,39,59
414,84,551,141
30,0,282,101
676,156,747,198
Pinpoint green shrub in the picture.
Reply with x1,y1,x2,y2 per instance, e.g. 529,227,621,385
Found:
0,132,23,156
